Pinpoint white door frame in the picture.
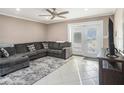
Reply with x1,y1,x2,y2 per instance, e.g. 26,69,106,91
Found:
68,20,104,56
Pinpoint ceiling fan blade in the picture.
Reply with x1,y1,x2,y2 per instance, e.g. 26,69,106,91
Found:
51,16,55,20
39,15,51,16
57,11,69,15
57,15,66,18
46,9,54,15
52,8,56,11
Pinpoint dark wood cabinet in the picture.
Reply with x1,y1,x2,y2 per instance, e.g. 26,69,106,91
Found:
97,49,124,85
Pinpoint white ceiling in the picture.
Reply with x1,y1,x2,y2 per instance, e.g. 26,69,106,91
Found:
0,8,116,24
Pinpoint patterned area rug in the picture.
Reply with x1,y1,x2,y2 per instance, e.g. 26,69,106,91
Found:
0,56,70,85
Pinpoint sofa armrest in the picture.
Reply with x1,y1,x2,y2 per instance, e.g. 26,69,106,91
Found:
62,47,72,59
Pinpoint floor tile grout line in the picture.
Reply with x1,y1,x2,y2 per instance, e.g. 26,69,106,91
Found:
74,58,83,85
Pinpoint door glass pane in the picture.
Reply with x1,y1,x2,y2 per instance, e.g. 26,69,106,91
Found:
86,28,97,54
74,32,82,43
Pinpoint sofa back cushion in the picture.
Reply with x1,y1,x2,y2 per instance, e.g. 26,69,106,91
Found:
0,47,16,57
48,42,54,49
52,43,60,49
63,42,71,47
59,43,66,49
34,42,44,50
48,42,71,50
15,44,28,53
48,42,60,50
25,42,44,50
27,44,36,52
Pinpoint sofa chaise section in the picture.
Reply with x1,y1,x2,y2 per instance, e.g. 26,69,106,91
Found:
0,47,29,76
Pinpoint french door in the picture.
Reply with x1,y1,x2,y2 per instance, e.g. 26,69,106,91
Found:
71,26,84,55
68,21,103,57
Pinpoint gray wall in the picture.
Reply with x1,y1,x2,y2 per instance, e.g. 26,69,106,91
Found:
47,16,111,48
0,14,113,48
114,8,124,51
0,14,47,44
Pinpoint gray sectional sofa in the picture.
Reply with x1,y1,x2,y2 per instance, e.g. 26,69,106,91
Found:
47,42,72,59
0,41,72,76
15,42,47,60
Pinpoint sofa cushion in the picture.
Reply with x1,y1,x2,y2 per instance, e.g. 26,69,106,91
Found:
59,43,65,49
42,43,48,49
0,56,28,68
27,44,36,52
0,48,10,57
48,42,61,50
64,42,71,47
15,44,28,53
0,47,16,57
34,42,44,50
48,49,62,54
25,52,38,57
25,42,44,50
15,52,36,57
37,49,47,53
16,49,47,58
26,49,47,56
48,42,54,49
53,43,60,49
59,42,71,48
48,42,71,50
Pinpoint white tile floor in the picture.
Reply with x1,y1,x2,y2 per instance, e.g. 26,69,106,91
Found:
34,56,99,85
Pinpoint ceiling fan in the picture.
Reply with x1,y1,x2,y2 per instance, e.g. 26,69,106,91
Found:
39,8,69,20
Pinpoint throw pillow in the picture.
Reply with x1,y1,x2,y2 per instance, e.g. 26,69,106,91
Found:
27,44,36,52
0,48,9,57
3,47,16,56
42,43,48,49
